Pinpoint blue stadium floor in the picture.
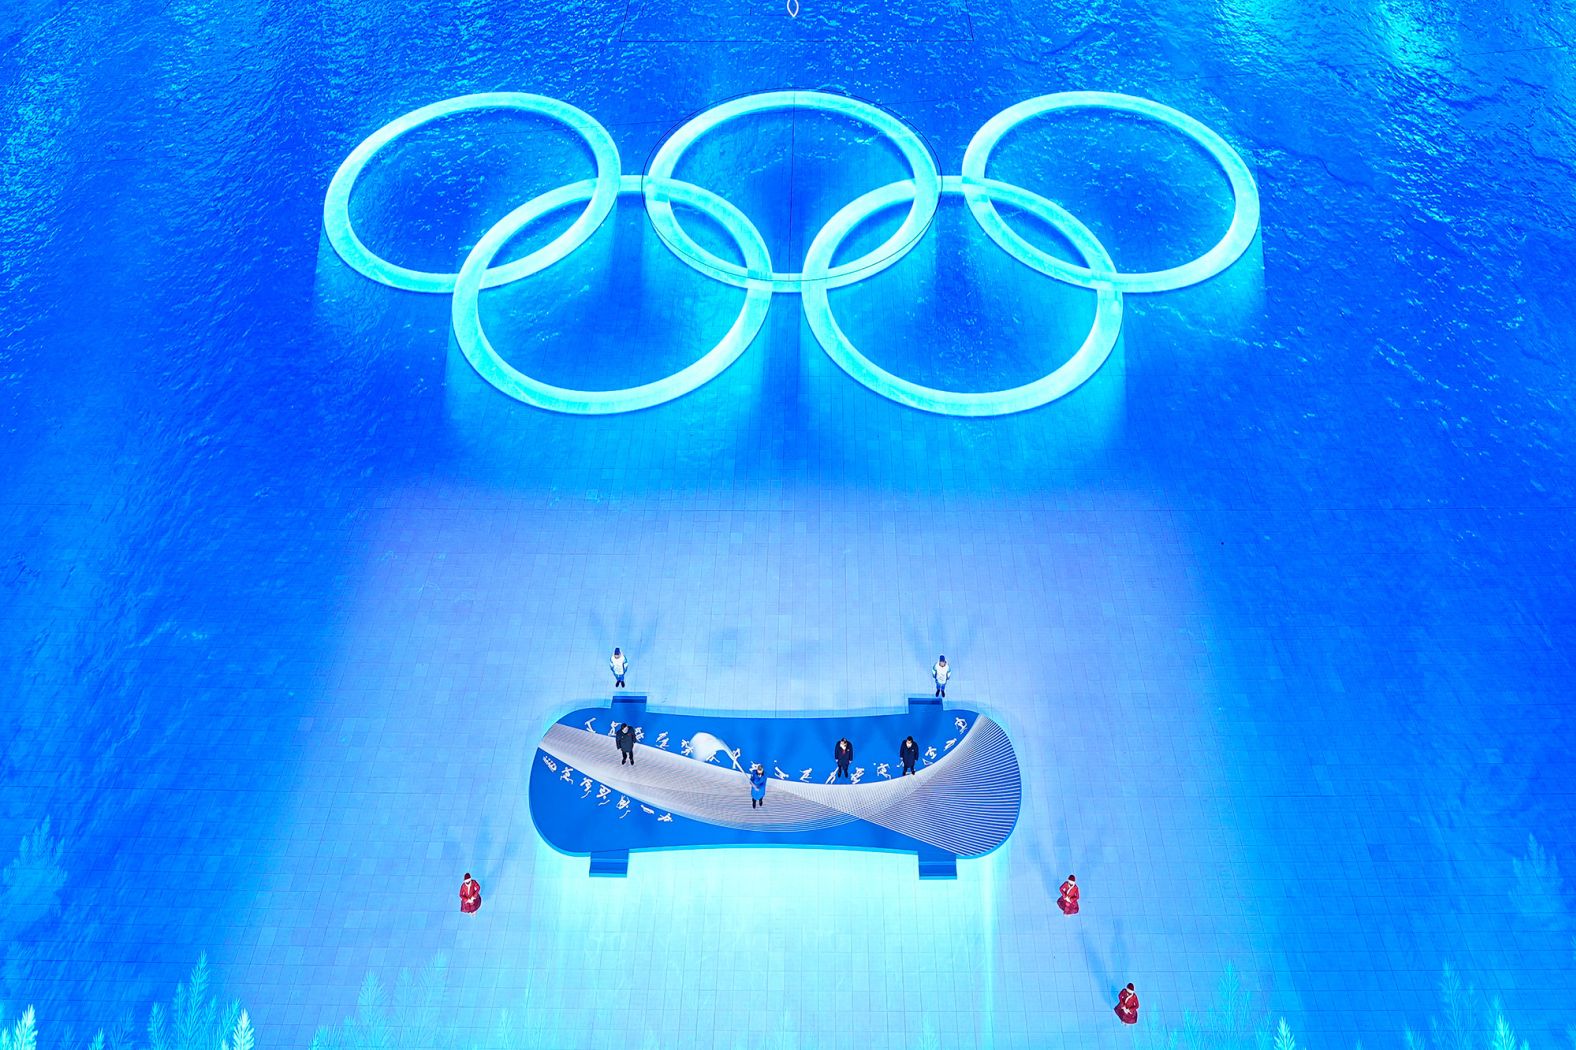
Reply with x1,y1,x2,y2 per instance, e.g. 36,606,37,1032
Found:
2,0,1573,1047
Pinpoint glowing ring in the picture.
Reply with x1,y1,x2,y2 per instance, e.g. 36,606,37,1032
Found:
960,92,1259,293
801,175,1123,417
643,91,942,292
452,175,773,414
324,92,621,293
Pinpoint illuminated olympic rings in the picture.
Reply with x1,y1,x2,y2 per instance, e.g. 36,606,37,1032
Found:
322,90,1260,416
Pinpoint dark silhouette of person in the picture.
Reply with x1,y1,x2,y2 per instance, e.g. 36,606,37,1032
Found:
616,721,637,766
459,873,481,914
1058,875,1079,915
899,735,919,776
1115,983,1139,1024
750,764,767,808
834,738,853,780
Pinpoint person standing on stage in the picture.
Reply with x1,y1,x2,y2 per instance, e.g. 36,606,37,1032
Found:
1058,875,1080,915
616,720,637,766
899,735,919,776
750,763,767,808
932,655,951,698
610,647,629,689
459,873,481,914
834,737,854,780
1115,983,1139,1024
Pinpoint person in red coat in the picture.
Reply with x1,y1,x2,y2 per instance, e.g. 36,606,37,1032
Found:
460,873,481,914
1115,983,1139,1024
1058,875,1079,915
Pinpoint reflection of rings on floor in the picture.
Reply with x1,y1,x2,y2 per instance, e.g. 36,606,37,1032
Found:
960,91,1260,293
451,175,773,415
642,90,942,292
323,92,621,293
801,175,1123,417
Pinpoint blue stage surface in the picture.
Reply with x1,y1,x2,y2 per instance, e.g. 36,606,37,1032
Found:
1,0,1574,1047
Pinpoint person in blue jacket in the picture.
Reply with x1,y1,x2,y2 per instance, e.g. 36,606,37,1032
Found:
749,763,767,809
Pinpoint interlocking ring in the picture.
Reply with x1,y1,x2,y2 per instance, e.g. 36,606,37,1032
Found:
323,92,621,293
960,92,1259,292
801,175,1122,417
451,175,772,415
324,89,1260,416
642,90,942,291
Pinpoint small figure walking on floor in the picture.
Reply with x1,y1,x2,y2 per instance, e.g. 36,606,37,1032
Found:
616,721,637,766
1058,874,1080,915
834,737,854,780
460,873,481,914
899,735,919,776
750,763,767,808
610,648,629,689
932,655,951,698
1115,983,1139,1025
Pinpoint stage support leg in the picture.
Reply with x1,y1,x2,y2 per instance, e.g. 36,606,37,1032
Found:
918,847,958,880
591,696,645,876
590,849,630,877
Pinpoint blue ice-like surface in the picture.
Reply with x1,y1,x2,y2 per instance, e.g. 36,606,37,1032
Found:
1,0,1574,1046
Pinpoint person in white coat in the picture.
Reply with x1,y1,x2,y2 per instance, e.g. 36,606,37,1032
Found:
610,647,629,689
932,655,951,699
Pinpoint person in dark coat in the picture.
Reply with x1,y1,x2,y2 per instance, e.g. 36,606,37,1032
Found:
616,721,637,766
899,735,919,776
834,738,854,780
749,763,767,808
